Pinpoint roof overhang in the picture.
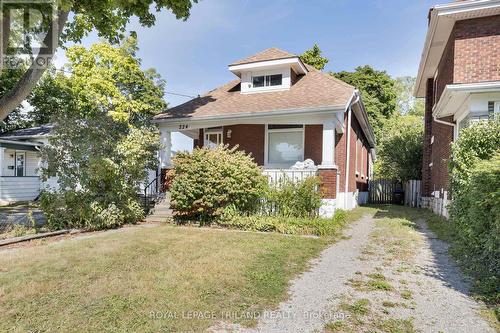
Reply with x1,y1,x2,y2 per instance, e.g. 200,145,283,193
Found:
154,105,346,132
0,139,43,151
433,81,500,118
414,0,500,97
228,57,308,77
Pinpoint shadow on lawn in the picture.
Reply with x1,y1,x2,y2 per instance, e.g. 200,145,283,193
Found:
370,204,472,297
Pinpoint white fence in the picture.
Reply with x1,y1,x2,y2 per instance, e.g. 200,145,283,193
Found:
262,169,318,186
403,180,421,207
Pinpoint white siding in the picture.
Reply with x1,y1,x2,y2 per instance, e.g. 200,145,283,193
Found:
0,176,41,202
0,149,42,203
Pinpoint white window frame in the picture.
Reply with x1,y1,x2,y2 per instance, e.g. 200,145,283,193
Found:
495,101,500,119
251,74,283,88
203,128,223,149
264,124,305,168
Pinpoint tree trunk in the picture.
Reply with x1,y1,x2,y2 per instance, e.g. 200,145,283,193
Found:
0,10,69,121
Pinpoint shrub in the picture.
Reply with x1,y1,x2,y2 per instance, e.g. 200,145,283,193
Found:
40,190,145,231
450,120,500,193
217,208,348,236
264,176,322,218
170,145,267,221
449,154,500,302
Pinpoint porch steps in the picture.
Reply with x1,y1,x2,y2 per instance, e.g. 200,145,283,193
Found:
145,193,173,223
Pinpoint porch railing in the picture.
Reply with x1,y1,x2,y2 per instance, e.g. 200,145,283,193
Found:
262,168,318,186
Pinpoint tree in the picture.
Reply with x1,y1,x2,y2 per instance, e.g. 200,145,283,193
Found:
333,66,397,138
40,39,164,230
0,0,198,121
300,44,329,70
374,114,423,181
395,76,424,116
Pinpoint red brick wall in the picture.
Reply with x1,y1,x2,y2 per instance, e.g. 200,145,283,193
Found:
434,15,500,107
430,116,454,196
318,168,337,199
453,16,500,84
422,79,434,196
336,112,371,194
304,124,323,165
223,124,265,165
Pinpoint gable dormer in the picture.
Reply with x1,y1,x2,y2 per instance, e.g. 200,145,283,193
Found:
228,48,308,94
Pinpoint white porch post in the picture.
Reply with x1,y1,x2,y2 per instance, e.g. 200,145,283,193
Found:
159,128,172,168
320,120,335,168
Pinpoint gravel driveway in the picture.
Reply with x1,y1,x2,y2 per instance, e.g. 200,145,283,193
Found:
212,211,496,333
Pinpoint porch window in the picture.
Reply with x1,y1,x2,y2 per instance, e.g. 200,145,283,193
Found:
266,125,304,167
203,127,223,149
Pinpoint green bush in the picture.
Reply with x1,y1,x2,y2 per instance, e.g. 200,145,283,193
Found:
40,191,144,231
170,145,267,221
218,208,348,236
449,154,500,303
264,176,322,218
450,120,500,193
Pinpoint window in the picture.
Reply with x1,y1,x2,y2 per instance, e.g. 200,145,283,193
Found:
252,74,282,88
203,127,223,149
495,101,500,119
267,125,304,166
15,152,25,177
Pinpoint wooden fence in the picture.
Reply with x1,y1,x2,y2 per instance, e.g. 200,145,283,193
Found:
368,179,421,206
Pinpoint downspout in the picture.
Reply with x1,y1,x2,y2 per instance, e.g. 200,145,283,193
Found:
344,90,359,209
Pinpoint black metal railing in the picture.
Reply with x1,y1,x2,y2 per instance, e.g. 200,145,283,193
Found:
143,177,158,215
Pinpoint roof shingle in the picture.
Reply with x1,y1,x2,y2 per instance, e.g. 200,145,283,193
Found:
154,64,355,121
230,47,298,66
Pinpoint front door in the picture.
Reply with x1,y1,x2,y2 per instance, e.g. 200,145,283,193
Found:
15,152,25,177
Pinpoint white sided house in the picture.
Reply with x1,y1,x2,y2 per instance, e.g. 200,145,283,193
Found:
0,125,54,205
153,48,376,216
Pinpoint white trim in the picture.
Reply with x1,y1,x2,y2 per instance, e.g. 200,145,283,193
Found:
14,151,26,177
153,105,345,125
203,129,223,148
229,57,308,75
433,81,500,118
264,124,305,168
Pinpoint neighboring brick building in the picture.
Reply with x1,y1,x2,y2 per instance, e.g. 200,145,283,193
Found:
415,0,500,217
154,48,376,216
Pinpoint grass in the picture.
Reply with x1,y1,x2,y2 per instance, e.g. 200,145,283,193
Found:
0,224,329,332
0,207,371,332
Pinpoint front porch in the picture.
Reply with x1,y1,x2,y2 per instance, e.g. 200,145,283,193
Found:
0,140,42,204
156,110,346,216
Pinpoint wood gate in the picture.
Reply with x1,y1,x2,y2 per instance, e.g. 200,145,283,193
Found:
368,179,403,204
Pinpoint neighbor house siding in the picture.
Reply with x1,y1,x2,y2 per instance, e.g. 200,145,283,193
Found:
0,177,40,202
422,15,500,196
434,15,500,107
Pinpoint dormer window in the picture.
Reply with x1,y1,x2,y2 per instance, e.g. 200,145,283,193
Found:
252,74,283,88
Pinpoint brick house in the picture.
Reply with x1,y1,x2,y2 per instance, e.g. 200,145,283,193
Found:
414,0,500,217
153,48,376,216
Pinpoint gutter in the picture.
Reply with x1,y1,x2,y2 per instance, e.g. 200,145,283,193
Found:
433,116,455,128
0,139,43,147
153,105,346,124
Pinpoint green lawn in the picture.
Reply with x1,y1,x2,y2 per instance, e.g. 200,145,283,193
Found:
0,208,372,332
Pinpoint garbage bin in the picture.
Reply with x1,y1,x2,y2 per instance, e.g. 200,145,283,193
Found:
393,189,404,205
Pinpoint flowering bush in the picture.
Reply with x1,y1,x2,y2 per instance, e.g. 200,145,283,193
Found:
170,145,267,221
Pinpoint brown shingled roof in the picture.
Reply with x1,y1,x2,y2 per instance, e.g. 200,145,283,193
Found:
230,47,298,66
154,64,355,121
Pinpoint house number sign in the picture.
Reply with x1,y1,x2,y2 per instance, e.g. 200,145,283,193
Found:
178,124,189,130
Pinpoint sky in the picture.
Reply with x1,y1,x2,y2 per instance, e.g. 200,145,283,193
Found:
54,0,437,151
